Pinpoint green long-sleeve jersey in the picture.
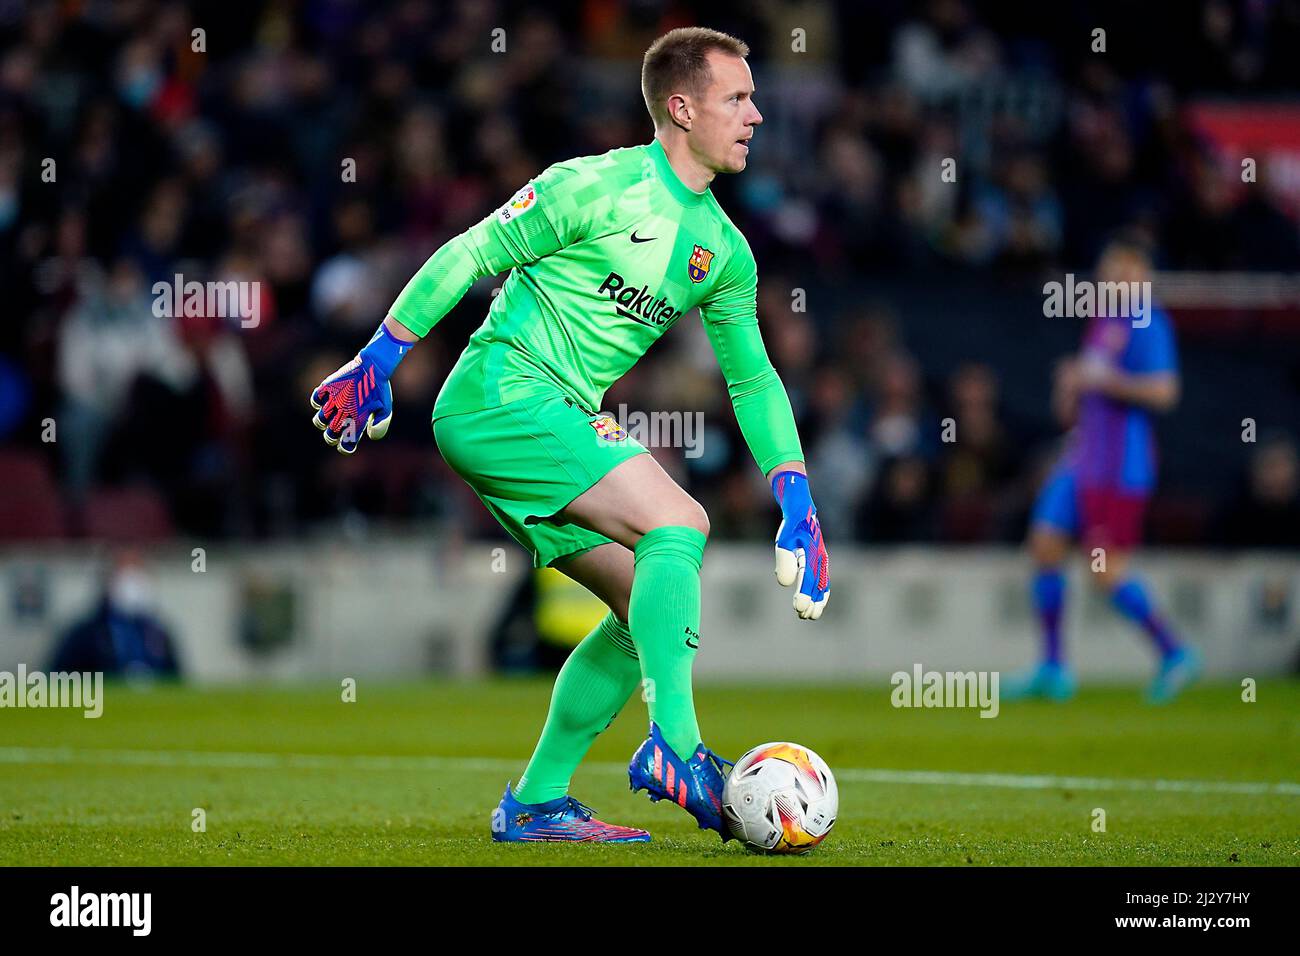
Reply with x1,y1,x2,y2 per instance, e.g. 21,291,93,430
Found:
389,137,803,473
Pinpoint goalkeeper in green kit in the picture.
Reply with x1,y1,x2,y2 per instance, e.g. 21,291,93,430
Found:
310,27,830,843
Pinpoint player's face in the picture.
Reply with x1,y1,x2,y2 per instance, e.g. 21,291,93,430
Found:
692,53,762,174
1098,249,1150,286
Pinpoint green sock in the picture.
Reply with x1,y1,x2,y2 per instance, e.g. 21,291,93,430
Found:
514,612,640,805
629,525,707,759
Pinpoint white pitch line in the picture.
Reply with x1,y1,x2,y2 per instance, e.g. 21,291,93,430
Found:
1,746,1297,797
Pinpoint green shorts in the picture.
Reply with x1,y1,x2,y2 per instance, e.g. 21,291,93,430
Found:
432,392,648,568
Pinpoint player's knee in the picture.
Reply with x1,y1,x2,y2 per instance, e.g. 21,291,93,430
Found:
693,502,711,540
1028,528,1067,567
643,497,709,541
1088,565,1117,593
1088,554,1129,593
676,499,710,540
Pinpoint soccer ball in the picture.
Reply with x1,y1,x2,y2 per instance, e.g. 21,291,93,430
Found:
721,742,838,854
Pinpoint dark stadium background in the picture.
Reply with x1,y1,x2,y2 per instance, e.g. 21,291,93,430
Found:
0,0,1298,880
2,0,1298,554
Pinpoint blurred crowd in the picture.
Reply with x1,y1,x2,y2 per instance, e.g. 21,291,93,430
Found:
1,0,1299,548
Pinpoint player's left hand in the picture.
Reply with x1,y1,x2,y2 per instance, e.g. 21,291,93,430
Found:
771,470,829,621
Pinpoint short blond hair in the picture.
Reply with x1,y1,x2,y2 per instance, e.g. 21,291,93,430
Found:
641,27,750,128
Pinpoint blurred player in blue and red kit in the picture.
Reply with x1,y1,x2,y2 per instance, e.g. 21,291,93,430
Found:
1006,237,1201,703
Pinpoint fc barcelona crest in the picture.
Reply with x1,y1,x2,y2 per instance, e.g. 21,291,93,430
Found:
590,415,628,441
687,244,714,283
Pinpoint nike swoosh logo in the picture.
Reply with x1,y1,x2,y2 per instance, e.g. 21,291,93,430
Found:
685,637,699,648
630,232,656,243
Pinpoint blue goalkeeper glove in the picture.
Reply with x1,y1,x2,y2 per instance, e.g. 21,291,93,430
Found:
310,321,412,454
772,470,830,621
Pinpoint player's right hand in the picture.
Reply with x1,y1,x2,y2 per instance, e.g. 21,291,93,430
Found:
311,320,414,454
310,353,394,454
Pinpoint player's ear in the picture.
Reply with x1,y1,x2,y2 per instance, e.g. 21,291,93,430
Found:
668,93,692,131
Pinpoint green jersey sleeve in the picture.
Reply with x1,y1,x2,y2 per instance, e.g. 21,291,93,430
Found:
699,237,805,474
388,162,609,336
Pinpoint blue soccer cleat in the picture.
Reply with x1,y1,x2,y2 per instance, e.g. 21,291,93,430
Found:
491,783,650,843
1146,645,1202,704
1001,660,1078,702
628,722,735,838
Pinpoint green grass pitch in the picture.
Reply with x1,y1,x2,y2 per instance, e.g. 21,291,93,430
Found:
1,679,1296,866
